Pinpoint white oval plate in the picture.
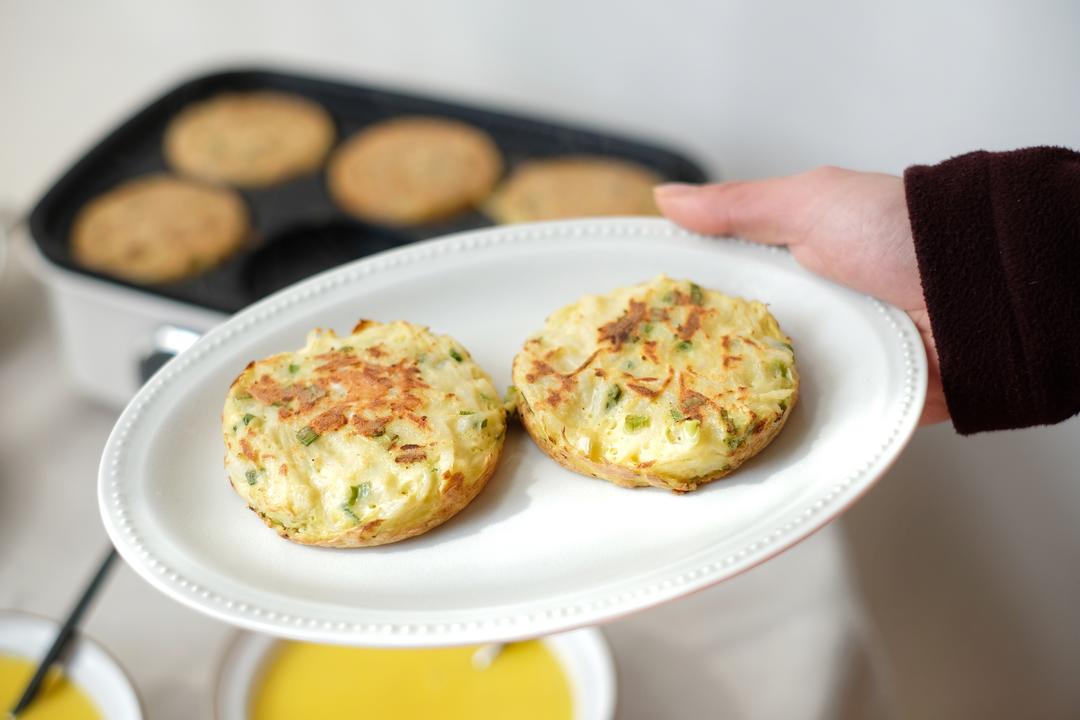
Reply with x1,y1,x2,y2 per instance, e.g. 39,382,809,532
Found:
98,218,925,647
0,611,144,718
215,628,615,719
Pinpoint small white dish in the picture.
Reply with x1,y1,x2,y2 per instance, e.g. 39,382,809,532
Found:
98,217,926,646
215,627,615,720
0,610,143,718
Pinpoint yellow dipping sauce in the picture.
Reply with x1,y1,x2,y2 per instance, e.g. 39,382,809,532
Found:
0,655,101,720
250,640,573,720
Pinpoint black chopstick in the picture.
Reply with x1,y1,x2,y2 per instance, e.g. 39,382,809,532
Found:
8,547,118,718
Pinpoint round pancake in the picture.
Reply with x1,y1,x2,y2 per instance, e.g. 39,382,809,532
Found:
512,275,798,493
485,156,660,224
164,91,335,186
70,174,248,284
327,116,502,225
223,320,506,547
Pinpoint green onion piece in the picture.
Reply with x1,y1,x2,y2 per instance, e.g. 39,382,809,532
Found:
288,363,300,374
245,469,258,485
348,482,372,506
625,415,651,432
242,413,256,425
642,322,653,335
342,504,359,522
676,340,693,351
690,283,704,305
605,385,623,410
783,342,794,353
235,391,252,400
296,426,320,446
460,410,475,415
340,346,354,352
779,400,788,412
662,292,675,304
772,361,790,379
719,407,737,434
480,418,488,429
449,348,464,362
670,407,685,422
683,419,701,438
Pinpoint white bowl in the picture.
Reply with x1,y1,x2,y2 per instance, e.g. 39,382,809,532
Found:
0,610,143,718
215,628,616,720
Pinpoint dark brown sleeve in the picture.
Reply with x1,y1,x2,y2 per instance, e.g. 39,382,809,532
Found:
904,147,1080,434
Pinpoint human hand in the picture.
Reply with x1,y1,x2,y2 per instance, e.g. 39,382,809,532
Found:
654,167,947,425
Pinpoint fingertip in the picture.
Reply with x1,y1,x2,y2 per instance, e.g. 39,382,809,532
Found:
653,181,735,236
653,183,701,201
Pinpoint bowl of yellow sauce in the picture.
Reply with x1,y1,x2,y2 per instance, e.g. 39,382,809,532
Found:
216,628,614,720
0,611,143,719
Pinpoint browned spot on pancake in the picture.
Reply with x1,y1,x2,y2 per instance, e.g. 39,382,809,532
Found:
310,406,348,434
723,355,742,368
598,300,647,349
352,319,374,334
593,368,607,378
677,372,713,421
568,350,601,376
742,337,761,349
752,418,767,434
297,384,327,412
443,471,465,494
279,463,288,476
277,406,294,420
406,413,430,429
722,336,731,352
394,445,427,464
240,438,259,463
248,374,297,405
637,460,655,469
651,307,670,322
626,367,674,399
672,290,696,306
525,360,556,384
315,359,428,426
530,353,594,407
677,306,703,340
366,345,387,358
546,376,575,407
642,341,659,363
314,350,362,372
351,415,386,437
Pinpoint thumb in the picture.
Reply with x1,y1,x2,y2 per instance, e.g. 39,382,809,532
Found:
653,177,811,246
